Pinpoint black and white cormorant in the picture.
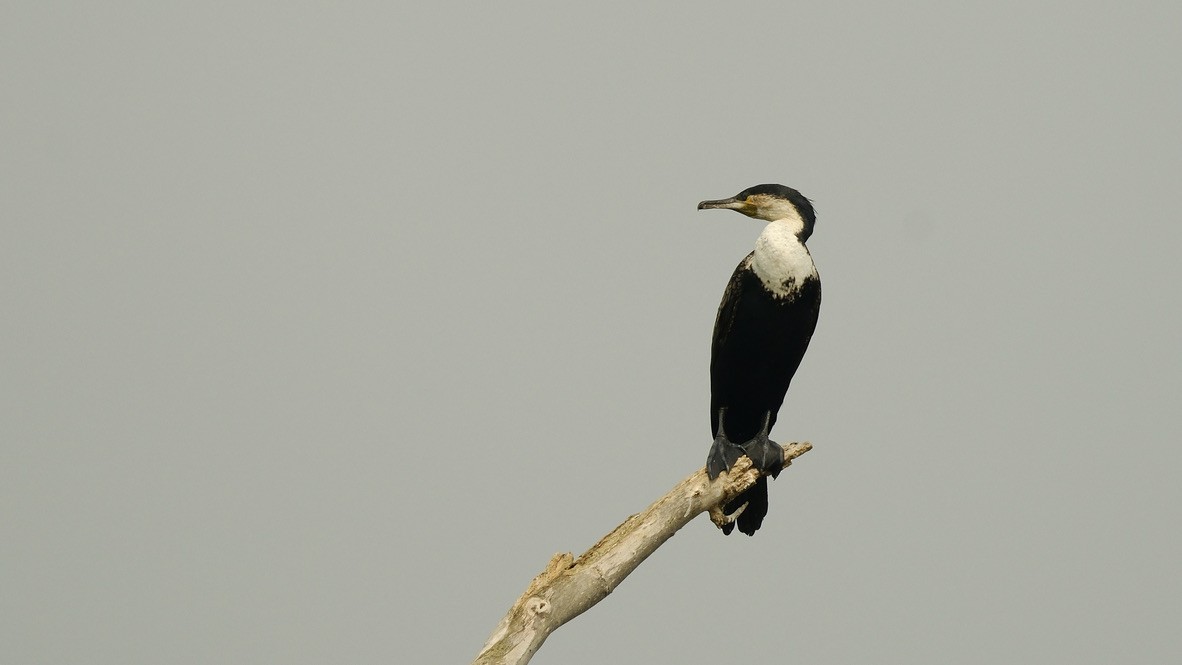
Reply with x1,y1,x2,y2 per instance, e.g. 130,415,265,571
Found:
698,184,821,536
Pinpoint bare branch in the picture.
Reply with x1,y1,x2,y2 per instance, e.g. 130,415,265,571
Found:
472,441,813,665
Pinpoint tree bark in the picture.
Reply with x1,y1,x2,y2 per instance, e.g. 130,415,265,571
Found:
472,441,812,665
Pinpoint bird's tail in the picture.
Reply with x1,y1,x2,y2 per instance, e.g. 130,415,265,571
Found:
721,476,769,536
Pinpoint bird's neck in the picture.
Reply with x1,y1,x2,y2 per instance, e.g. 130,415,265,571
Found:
750,219,816,298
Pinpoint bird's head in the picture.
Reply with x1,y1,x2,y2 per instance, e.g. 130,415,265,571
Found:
698,184,816,241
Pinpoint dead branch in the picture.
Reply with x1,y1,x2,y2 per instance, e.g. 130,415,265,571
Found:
472,441,812,665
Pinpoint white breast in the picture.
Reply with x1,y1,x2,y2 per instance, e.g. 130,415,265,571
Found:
750,219,817,298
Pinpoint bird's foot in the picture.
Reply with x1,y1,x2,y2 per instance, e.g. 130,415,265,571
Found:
706,434,747,480
706,411,784,480
739,428,784,479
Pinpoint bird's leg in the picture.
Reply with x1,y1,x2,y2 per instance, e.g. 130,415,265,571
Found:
739,411,784,479
706,409,785,479
706,407,746,479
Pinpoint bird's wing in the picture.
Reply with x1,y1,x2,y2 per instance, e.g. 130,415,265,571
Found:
711,253,752,353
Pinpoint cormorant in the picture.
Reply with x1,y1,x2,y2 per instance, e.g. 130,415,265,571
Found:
698,184,821,536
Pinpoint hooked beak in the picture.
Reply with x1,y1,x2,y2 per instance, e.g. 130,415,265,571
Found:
697,196,748,212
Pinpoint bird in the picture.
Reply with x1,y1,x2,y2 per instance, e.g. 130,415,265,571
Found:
698,184,821,536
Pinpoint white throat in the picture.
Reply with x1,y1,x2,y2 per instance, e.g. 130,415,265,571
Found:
749,219,817,297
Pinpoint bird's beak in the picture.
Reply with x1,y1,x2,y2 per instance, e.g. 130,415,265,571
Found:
697,196,748,212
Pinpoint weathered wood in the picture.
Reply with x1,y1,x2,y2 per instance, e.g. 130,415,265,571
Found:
472,441,812,665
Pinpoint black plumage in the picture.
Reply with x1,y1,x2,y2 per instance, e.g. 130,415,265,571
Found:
699,184,821,536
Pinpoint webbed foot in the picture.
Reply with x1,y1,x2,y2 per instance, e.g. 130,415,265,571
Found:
705,410,784,480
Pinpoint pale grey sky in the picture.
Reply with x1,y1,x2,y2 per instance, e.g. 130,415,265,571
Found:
3,2,1180,664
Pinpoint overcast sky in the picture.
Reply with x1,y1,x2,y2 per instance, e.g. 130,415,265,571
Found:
3,2,1180,664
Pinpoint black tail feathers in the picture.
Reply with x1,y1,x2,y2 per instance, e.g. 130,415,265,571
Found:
721,476,770,536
